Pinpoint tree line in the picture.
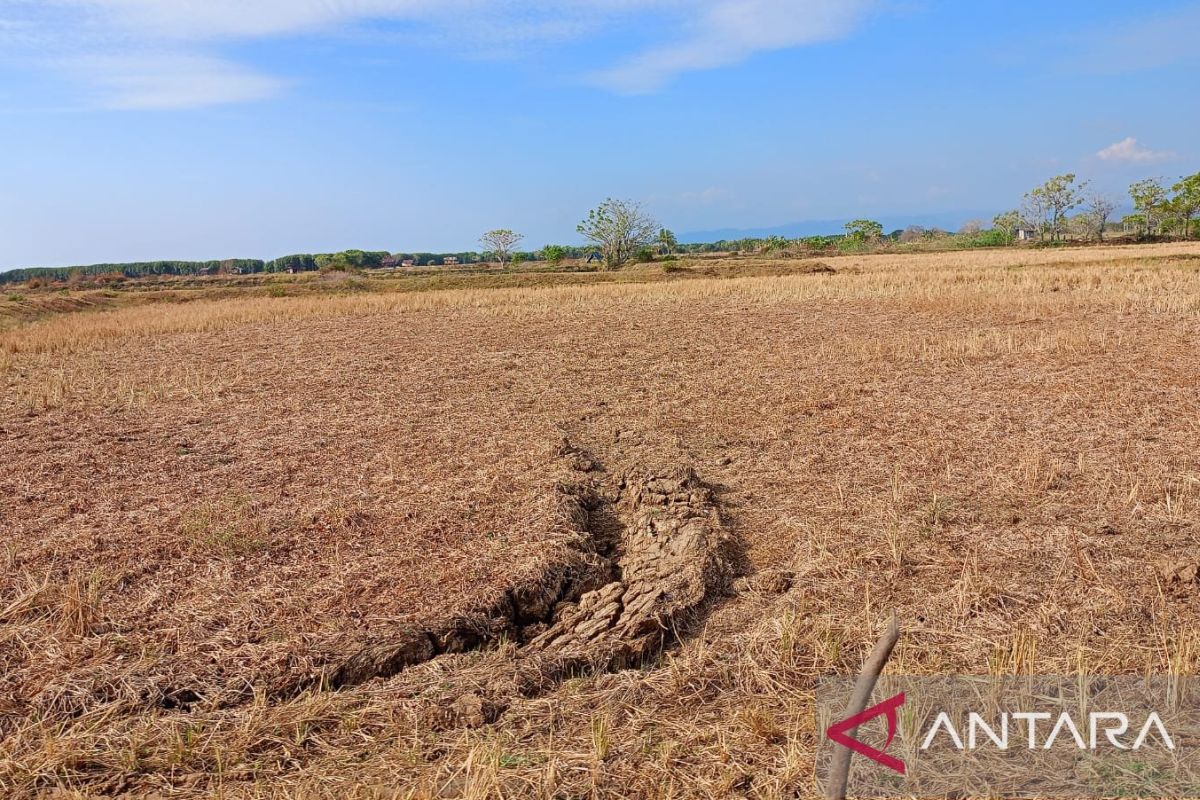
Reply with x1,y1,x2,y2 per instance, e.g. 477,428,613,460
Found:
993,171,1199,243
4,176,1197,286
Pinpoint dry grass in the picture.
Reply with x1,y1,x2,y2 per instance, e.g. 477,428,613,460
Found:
1,242,1199,797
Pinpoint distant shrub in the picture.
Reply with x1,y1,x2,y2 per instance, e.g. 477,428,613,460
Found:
6,293,25,302
960,229,1013,248
635,247,656,263
541,244,568,267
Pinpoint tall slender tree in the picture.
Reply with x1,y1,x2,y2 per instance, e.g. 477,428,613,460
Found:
1170,172,1200,240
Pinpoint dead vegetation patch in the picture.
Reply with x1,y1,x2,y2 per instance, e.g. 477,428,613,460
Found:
1,243,1199,797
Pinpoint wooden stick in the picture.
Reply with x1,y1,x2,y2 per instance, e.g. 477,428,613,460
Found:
825,611,901,800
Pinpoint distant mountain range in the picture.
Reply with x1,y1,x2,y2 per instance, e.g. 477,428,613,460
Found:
680,211,1000,243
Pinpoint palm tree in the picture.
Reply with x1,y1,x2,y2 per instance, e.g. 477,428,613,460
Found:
657,228,678,256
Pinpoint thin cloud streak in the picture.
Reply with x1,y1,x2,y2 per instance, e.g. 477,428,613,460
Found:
587,0,876,93
1057,3,1200,74
1,0,878,108
74,54,290,110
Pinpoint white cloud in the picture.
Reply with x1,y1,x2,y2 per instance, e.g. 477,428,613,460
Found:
588,0,876,93
62,0,450,39
1096,137,1175,164
73,54,289,110
1,0,878,108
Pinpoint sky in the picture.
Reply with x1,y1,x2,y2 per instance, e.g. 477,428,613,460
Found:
0,0,1197,268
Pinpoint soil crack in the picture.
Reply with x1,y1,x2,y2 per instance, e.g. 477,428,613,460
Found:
321,453,736,694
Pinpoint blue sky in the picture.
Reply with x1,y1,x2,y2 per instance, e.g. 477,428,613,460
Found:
1,0,1197,268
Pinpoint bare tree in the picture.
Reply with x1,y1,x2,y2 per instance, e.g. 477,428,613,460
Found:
577,199,660,270
479,229,523,265
1083,194,1116,241
958,219,983,235
1020,192,1050,241
1067,213,1093,241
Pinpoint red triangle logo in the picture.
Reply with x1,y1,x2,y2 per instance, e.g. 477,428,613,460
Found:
826,691,906,775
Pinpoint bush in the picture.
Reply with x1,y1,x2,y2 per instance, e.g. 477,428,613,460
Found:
635,247,656,263
960,229,1012,248
318,261,361,275
541,245,567,267
796,236,839,254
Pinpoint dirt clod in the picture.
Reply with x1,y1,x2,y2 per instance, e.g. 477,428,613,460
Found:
1159,561,1200,590
328,629,437,688
525,467,733,674
735,568,794,595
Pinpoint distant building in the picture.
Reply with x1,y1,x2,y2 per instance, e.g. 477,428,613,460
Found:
443,256,459,265
401,259,415,267
1014,227,1037,242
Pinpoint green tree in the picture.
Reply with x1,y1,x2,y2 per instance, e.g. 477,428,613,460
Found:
540,244,568,267
657,228,678,255
1169,172,1200,240
577,199,660,270
992,210,1023,242
1023,174,1086,241
844,219,883,242
1129,178,1168,238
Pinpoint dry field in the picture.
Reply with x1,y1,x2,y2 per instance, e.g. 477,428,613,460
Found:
2,242,1200,798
